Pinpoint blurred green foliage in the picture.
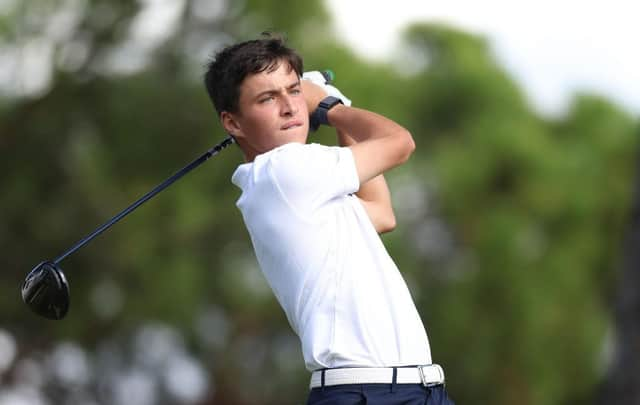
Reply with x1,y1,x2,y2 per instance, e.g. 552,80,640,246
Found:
1,0,638,404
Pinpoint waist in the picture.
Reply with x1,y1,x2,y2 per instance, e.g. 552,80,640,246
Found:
310,364,445,388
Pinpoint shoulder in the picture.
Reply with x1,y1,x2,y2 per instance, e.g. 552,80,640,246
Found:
268,142,330,159
267,142,351,171
268,143,359,196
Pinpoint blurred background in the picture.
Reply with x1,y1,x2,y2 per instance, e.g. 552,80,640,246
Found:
1,0,639,404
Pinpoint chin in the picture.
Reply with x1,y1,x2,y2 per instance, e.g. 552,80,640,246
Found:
281,128,308,144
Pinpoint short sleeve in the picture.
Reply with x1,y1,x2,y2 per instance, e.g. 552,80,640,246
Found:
267,143,360,212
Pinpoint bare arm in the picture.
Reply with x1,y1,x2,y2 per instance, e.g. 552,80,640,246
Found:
328,104,415,184
302,80,414,232
337,129,396,233
301,77,415,181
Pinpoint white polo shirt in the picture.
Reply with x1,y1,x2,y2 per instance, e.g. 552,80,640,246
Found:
231,142,431,371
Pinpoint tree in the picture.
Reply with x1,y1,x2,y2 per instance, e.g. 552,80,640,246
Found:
598,133,640,404
391,24,639,405
1,2,638,404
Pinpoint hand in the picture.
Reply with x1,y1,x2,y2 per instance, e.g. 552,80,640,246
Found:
302,71,352,107
301,79,328,114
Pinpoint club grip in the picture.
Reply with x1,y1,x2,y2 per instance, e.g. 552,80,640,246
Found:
321,70,335,84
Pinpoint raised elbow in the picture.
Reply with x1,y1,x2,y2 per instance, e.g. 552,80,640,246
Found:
398,129,416,163
406,130,416,155
377,212,397,234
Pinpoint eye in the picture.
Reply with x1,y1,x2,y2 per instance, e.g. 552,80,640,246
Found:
259,96,274,104
290,88,301,95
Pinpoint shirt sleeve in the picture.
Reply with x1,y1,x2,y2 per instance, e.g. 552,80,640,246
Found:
267,143,360,212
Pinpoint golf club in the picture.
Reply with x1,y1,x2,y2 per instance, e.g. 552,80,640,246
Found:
21,136,235,320
22,69,335,321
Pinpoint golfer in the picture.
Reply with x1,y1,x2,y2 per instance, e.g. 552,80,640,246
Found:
204,34,455,405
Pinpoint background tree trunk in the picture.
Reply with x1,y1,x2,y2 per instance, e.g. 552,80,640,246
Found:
599,150,640,404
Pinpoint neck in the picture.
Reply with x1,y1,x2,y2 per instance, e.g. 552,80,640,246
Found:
235,138,258,162
244,152,257,162
240,139,308,163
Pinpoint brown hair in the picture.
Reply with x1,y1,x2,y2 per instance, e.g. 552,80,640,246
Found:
204,33,303,115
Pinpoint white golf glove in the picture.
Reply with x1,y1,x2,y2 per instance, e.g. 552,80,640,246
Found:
302,71,352,107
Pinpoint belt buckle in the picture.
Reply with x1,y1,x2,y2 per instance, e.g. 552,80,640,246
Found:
418,365,443,387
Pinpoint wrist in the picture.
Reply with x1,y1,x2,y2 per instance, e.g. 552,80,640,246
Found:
326,102,347,127
309,96,343,132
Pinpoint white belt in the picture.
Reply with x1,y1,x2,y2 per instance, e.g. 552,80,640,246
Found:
310,364,445,388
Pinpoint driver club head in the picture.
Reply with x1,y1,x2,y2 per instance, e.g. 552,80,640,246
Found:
21,261,69,320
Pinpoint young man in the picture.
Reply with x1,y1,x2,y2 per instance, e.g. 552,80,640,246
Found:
204,35,455,405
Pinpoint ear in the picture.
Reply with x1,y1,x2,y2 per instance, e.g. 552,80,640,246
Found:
220,111,243,140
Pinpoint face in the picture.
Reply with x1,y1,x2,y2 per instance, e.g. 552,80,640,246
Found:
221,61,309,161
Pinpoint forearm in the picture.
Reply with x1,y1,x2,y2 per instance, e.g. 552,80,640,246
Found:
337,129,390,201
328,104,414,147
328,104,415,184
337,129,396,233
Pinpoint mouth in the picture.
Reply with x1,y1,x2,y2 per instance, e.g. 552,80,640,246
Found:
281,120,304,130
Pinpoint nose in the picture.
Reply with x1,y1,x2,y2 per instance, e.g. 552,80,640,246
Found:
280,94,297,116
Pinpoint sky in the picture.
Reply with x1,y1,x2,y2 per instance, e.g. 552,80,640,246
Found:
1,0,638,120
325,0,640,118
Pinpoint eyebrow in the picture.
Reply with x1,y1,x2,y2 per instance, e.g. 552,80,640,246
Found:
254,80,300,100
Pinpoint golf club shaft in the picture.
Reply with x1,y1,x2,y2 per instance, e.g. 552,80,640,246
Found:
53,136,235,265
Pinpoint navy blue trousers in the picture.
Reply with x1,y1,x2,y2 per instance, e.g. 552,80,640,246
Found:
307,383,455,405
